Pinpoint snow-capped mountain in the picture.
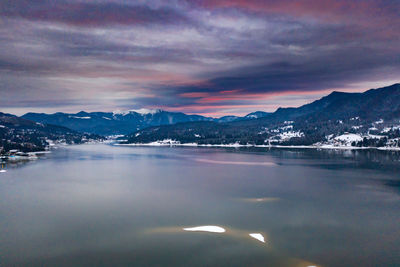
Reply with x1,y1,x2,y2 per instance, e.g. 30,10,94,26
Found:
21,83,400,149
22,109,272,135
126,83,400,149
244,111,271,119
22,110,214,135
0,112,101,153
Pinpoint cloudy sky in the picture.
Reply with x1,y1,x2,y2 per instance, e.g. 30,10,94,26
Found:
0,0,399,116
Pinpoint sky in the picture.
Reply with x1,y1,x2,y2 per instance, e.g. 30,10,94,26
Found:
0,0,399,117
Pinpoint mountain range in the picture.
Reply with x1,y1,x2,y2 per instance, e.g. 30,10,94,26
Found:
126,83,400,147
2,83,400,153
0,112,102,153
22,110,271,135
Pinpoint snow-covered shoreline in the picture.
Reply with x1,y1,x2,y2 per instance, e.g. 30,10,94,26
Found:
114,141,400,151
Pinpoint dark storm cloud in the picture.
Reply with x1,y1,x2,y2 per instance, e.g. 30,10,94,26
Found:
0,0,399,116
147,45,400,108
0,0,191,27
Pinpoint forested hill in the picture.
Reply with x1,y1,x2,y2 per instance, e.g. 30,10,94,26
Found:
0,112,102,154
22,110,271,135
125,84,400,148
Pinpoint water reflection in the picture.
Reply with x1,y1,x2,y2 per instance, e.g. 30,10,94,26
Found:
0,144,399,266
240,197,280,203
147,225,320,267
194,158,276,166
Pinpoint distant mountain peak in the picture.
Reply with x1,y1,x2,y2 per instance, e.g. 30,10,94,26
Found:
112,109,161,116
245,111,270,119
324,91,352,98
130,108,161,115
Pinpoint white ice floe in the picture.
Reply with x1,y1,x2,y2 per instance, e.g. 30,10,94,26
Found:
249,233,265,243
183,226,226,233
0,125,5,128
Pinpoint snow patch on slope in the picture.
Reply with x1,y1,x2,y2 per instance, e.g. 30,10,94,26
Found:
334,133,363,142
131,108,160,115
113,109,160,116
69,116,91,119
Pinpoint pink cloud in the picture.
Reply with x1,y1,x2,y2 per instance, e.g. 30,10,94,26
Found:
196,0,398,38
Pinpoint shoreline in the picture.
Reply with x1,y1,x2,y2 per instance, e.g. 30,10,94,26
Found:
0,150,51,162
114,142,400,151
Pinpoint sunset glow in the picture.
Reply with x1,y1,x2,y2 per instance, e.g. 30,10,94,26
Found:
0,1,399,116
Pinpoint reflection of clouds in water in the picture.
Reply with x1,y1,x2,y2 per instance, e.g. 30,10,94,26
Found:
355,184,400,202
240,197,280,203
183,225,225,233
195,158,276,166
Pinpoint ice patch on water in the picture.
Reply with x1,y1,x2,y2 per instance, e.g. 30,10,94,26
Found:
183,226,225,233
249,233,265,243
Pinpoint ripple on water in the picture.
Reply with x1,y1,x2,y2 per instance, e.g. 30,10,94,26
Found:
194,158,276,166
240,197,280,203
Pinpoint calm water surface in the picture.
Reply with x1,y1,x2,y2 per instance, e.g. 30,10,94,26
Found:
1,144,399,266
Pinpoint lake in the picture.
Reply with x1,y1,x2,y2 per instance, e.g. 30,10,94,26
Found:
1,144,399,266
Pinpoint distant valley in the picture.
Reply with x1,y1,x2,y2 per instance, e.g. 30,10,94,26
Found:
126,84,400,149
1,83,400,154
0,112,102,154
22,110,271,135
